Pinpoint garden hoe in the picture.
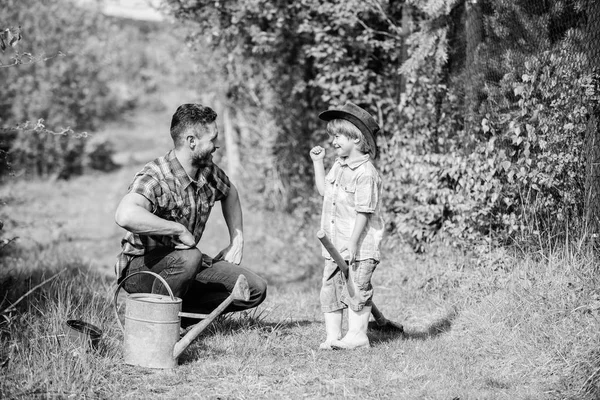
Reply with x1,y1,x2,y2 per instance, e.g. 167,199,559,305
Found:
317,230,404,333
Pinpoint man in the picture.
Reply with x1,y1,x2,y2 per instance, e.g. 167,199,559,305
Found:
114,103,267,321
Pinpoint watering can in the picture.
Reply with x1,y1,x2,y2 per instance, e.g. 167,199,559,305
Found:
113,270,250,369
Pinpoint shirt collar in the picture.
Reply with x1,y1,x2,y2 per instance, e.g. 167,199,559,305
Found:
166,150,193,188
337,154,370,169
166,150,213,189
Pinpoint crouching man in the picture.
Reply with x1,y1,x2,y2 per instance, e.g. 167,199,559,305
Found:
114,103,267,324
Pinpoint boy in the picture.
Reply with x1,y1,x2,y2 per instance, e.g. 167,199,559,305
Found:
309,101,384,350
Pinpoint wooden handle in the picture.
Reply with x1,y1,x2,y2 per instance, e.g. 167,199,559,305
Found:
317,230,349,277
317,230,354,297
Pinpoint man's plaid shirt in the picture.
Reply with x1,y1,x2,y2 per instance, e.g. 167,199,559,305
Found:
115,149,230,278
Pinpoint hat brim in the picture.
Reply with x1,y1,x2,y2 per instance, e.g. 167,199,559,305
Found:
319,110,378,158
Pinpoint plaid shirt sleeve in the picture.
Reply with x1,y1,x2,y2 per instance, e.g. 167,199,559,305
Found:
210,164,231,202
128,173,162,213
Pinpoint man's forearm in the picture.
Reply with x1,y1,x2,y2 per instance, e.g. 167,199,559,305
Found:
115,201,184,237
222,183,244,243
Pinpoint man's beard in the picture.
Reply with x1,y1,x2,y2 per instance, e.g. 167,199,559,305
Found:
191,149,213,167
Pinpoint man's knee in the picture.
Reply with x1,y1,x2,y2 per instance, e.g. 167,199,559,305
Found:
167,248,203,279
246,273,267,308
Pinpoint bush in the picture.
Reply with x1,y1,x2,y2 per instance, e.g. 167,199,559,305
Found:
85,136,119,173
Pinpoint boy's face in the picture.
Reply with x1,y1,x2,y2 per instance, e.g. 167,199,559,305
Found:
331,132,357,158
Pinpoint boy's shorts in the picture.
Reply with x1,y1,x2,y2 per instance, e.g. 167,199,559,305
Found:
320,258,378,312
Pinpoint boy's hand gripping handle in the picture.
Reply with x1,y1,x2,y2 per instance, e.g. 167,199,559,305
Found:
317,230,355,297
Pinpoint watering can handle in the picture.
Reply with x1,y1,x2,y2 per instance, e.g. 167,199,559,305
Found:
112,270,176,334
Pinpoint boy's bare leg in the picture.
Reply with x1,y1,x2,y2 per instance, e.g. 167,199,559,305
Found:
319,310,343,350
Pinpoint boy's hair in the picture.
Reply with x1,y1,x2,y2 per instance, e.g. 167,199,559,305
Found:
327,119,372,156
170,104,217,147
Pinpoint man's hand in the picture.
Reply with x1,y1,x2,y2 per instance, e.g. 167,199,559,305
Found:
214,236,243,264
310,146,325,162
172,226,196,249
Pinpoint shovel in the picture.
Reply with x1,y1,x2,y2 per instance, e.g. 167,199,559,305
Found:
317,230,404,333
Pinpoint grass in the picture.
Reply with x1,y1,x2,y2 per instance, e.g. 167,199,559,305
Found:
2,213,600,399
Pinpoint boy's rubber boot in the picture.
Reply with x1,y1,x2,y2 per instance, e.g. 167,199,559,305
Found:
331,306,371,350
319,310,343,350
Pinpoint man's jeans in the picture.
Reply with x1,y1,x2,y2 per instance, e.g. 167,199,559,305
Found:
121,247,267,315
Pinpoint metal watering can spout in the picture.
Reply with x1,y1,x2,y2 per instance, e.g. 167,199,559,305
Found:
114,270,250,369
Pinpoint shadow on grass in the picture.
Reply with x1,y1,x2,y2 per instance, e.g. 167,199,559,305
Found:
180,309,316,341
178,315,318,365
369,309,458,345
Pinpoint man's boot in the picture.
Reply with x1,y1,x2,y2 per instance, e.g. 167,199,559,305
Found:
331,305,371,350
319,310,343,350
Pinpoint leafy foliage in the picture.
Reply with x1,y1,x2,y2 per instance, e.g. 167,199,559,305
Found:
487,47,592,236
165,0,599,249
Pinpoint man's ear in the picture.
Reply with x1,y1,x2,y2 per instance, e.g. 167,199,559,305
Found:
353,138,360,143
186,134,196,149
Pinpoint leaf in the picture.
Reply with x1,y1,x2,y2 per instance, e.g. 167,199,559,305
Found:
501,160,511,171
514,85,525,96
9,27,22,47
0,27,22,52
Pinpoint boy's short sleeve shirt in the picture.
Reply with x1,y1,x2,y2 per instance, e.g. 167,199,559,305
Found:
321,154,384,261
115,150,230,276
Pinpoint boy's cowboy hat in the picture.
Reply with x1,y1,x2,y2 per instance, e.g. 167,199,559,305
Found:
318,101,380,158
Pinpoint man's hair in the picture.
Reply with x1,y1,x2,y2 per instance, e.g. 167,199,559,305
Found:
170,104,217,147
327,119,372,155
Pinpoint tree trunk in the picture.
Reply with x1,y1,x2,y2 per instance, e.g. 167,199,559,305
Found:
464,0,483,134
222,105,241,184
398,3,411,105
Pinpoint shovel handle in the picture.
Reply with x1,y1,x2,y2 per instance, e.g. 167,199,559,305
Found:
317,230,349,277
317,230,354,297
112,270,175,333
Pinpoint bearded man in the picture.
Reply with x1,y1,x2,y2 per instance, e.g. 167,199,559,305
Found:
114,104,267,323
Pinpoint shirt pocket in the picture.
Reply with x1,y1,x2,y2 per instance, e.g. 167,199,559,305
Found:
341,179,356,207
324,170,336,196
